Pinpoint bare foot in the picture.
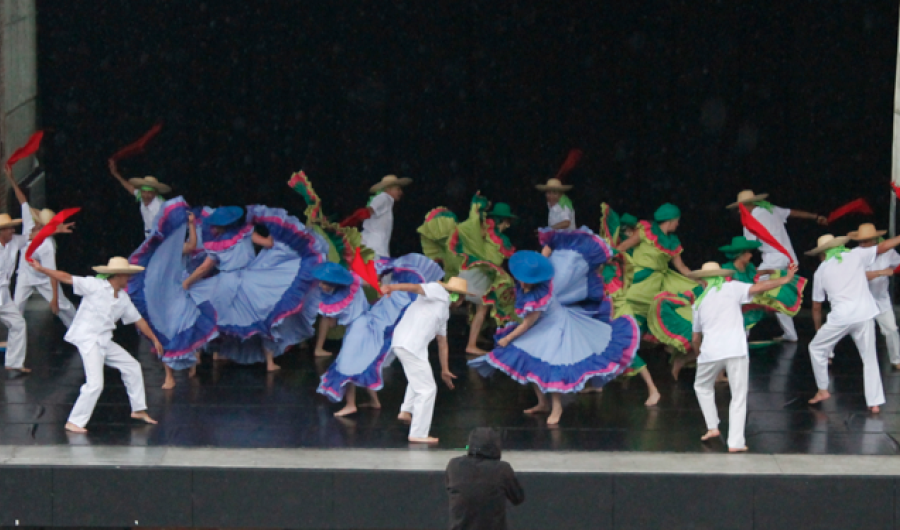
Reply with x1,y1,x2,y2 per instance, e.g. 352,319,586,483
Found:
870,405,881,414
131,411,158,425
671,356,687,381
808,389,831,404
314,348,333,358
701,429,720,442
5,366,31,373
547,409,562,425
397,411,412,423
267,362,281,372
728,446,749,453
65,422,87,433
161,377,176,390
524,404,550,414
645,390,661,407
334,405,357,417
408,436,439,444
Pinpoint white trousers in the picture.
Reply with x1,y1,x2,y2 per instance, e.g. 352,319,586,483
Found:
694,356,749,449
0,300,27,368
758,254,797,341
395,347,437,439
14,281,76,327
68,341,147,428
874,310,900,365
809,319,885,407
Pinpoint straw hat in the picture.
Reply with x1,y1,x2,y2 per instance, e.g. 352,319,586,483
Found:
369,174,412,193
726,189,769,209
0,214,23,230
847,223,886,241
128,176,171,194
29,208,55,227
92,256,145,275
439,277,474,297
804,234,851,256
535,178,572,192
688,262,736,279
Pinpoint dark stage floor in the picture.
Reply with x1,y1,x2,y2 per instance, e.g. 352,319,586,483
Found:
2,303,900,454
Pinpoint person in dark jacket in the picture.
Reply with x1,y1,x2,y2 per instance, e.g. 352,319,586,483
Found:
446,427,525,530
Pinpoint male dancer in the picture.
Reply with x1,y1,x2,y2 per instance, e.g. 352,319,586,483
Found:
383,277,468,443
727,189,826,341
108,159,170,238
342,174,411,258
805,231,900,413
30,256,161,432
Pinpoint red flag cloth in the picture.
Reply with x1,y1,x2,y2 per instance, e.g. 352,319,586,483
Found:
25,208,80,261
5,131,44,171
738,204,794,265
339,207,371,228
826,198,873,224
553,149,583,180
110,123,163,161
350,247,382,295
893,264,900,276
892,182,900,201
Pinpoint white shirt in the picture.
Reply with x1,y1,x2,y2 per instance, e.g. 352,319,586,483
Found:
743,206,797,262
391,282,450,360
135,190,164,237
0,233,29,305
867,249,900,314
16,203,55,287
692,281,754,363
548,203,576,230
361,192,394,257
65,276,142,350
813,246,879,326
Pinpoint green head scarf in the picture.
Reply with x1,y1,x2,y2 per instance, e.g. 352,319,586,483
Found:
654,203,681,222
619,213,638,228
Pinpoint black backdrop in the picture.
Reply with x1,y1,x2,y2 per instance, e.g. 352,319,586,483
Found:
35,1,899,276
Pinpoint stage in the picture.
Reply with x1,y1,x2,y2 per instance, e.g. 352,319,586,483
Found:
4,302,900,529
2,301,900,453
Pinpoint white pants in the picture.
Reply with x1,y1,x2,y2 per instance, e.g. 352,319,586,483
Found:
395,347,437,439
874,310,900,365
68,341,147,428
758,253,797,341
14,281,76,327
0,300,27,368
694,357,749,449
809,319,885,407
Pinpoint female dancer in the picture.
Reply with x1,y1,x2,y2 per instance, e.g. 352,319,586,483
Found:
469,228,639,425
181,204,326,371
314,254,443,416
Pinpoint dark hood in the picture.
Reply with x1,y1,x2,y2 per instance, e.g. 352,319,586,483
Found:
467,427,502,459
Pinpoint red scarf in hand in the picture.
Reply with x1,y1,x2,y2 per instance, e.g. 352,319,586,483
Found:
5,131,43,171
110,123,163,161
350,247,381,295
25,208,80,261
739,203,794,264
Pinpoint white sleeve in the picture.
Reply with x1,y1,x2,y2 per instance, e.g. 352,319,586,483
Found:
737,282,754,304
72,276,97,297
420,282,444,300
857,246,878,267
369,193,393,218
21,202,34,235
437,314,448,337
812,272,826,303
120,299,143,326
42,245,57,271
13,234,30,251
743,227,757,242
691,308,701,333
774,206,791,223
887,250,900,269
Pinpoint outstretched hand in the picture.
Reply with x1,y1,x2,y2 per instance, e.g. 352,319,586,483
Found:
816,215,828,226
441,370,457,390
786,263,799,279
55,222,75,234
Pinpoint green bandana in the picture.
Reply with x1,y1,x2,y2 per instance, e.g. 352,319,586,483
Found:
753,200,775,213
96,273,111,280
693,276,726,309
558,195,573,209
449,293,460,303
366,191,383,207
824,246,850,263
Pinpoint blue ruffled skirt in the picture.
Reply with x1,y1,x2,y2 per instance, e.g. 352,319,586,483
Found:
317,253,443,401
